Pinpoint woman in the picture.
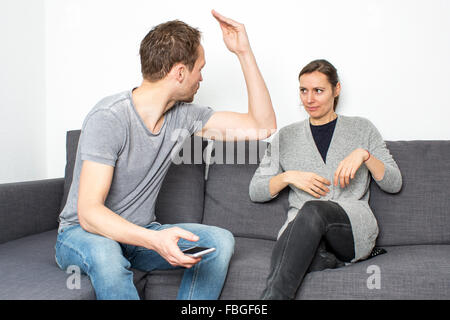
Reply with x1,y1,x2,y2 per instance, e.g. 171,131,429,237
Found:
249,59,402,300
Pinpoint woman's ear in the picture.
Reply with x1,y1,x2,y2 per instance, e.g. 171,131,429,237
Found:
334,82,341,97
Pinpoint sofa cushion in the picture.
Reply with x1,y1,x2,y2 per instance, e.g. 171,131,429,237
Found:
144,237,275,300
202,140,289,240
370,141,450,246
145,238,450,300
155,136,208,224
0,178,63,244
60,130,81,212
0,229,146,299
297,244,450,299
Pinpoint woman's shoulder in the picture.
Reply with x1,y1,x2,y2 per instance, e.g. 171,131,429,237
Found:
278,119,308,135
338,115,377,130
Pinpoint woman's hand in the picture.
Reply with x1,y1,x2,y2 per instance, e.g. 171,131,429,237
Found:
285,170,331,198
212,9,251,55
334,148,369,188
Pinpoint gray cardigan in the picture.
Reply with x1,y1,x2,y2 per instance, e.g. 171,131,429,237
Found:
249,115,402,262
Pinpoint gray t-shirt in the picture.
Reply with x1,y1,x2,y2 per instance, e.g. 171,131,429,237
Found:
58,89,214,232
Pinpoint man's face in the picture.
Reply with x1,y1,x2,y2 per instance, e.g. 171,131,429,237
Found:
180,45,205,103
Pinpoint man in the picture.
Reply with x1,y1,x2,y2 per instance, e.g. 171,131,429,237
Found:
55,10,276,300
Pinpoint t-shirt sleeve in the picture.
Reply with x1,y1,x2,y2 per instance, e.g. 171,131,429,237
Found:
79,109,126,167
177,103,215,135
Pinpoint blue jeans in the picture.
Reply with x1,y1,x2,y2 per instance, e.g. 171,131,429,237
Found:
55,222,235,300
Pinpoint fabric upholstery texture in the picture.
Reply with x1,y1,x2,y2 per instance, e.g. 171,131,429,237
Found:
297,244,450,300
60,130,81,212
202,140,288,240
155,136,208,225
0,229,147,299
145,237,275,300
0,178,63,244
203,163,289,240
370,141,450,246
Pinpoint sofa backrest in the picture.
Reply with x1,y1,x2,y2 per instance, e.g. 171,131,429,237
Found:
61,130,208,225
62,131,450,246
60,130,82,212
154,136,209,224
202,140,289,241
370,141,450,246
203,139,450,246
0,178,63,244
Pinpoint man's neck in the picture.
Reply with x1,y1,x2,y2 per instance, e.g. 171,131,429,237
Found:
131,80,177,134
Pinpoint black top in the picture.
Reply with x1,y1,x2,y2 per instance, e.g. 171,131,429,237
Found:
310,117,338,163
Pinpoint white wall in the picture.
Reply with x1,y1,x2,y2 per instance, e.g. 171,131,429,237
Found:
2,0,450,182
0,0,46,183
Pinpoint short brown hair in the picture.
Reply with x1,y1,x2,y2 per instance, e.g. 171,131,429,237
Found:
299,59,340,111
139,20,201,82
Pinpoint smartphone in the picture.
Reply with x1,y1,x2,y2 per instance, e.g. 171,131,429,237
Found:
182,246,216,258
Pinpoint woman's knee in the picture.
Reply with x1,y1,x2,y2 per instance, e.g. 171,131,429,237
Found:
296,200,327,231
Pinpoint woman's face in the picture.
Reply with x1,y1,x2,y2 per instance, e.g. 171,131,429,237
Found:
299,71,340,119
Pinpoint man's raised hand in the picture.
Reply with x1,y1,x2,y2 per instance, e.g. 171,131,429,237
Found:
212,9,251,55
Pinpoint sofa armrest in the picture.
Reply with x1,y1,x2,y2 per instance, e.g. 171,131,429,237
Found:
0,178,64,244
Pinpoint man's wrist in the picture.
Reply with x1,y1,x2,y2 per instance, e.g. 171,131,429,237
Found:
141,228,158,251
236,48,254,62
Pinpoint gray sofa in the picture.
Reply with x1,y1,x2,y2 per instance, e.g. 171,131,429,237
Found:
1,130,449,300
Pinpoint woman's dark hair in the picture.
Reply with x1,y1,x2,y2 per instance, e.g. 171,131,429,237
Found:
298,59,340,111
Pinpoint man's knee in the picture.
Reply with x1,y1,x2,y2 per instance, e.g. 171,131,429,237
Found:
84,239,131,276
205,226,235,260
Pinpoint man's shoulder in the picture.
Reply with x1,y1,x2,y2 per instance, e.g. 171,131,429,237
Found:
91,90,131,114
83,90,131,127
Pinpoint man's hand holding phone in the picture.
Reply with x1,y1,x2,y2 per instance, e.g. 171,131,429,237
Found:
151,227,202,269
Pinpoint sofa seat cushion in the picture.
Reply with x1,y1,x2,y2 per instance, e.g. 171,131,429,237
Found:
297,244,450,300
0,229,146,299
145,240,450,300
144,237,275,300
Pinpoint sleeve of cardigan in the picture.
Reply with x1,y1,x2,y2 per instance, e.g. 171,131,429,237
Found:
249,132,283,202
367,121,403,193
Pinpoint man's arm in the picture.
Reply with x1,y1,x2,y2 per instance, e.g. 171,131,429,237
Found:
77,160,201,268
196,10,277,141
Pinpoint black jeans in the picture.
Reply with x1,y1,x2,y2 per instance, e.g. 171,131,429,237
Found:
261,200,355,300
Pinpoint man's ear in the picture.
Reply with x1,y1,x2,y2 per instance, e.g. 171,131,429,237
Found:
170,63,186,83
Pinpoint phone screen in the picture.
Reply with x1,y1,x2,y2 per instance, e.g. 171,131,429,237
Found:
182,246,211,255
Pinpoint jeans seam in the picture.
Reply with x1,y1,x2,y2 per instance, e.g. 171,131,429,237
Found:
56,238,90,274
187,260,201,299
325,222,352,233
